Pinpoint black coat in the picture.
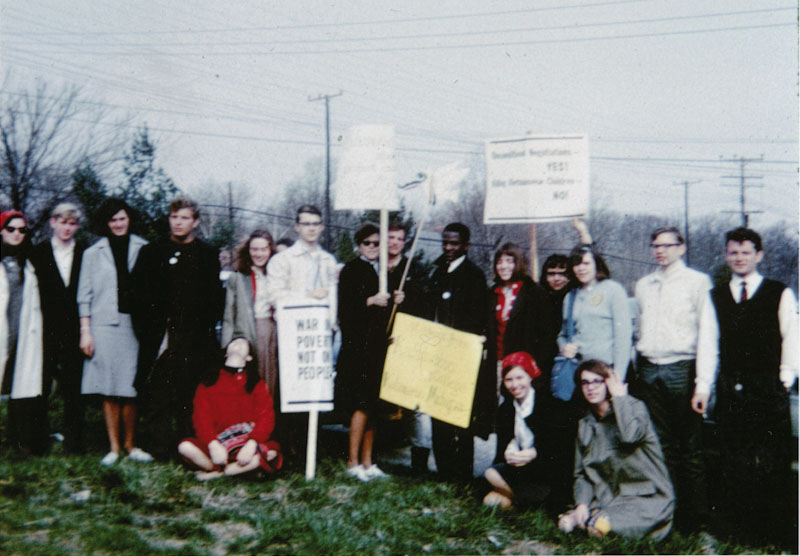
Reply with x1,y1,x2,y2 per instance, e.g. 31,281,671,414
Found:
30,241,85,363
335,258,392,412
488,276,557,377
425,254,494,437
132,238,223,381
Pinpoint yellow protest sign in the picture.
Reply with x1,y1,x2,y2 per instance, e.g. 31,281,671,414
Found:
380,313,483,429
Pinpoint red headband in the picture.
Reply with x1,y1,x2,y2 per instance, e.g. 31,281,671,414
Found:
0,210,26,231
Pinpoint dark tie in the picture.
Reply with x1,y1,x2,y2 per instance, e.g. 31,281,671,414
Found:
739,281,748,303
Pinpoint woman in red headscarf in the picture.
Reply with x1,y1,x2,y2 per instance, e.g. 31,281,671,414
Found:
483,351,560,510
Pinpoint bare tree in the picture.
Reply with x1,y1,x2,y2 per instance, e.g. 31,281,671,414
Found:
0,76,127,232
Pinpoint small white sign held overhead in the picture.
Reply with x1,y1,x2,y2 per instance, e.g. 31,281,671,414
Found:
334,124,399,211
484,134,590,224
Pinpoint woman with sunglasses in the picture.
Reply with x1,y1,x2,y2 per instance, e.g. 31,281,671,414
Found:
0,210,48,454
335,223,402,481
558,359,673,539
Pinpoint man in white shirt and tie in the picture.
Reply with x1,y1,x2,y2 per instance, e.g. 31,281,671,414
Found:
699,226,798,547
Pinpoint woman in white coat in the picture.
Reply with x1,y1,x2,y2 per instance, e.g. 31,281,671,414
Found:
78,199,152,466
0,210,47,455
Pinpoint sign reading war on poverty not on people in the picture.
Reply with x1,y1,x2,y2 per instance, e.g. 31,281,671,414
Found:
380,314,484,429
276,299,334,413
484,133,590,224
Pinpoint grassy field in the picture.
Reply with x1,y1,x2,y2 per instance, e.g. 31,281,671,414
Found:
0,402,791,555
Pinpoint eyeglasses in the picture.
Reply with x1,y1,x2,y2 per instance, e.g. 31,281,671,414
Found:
297,221,322,227
546,270,567,276
4,225,28,234
650,243,681,250
360,240,379,247
581,378,604,387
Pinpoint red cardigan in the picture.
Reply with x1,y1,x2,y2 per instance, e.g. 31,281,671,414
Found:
192,370,275,446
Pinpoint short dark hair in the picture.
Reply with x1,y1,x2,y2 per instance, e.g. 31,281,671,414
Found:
725,227,762,252
168,196,200,219
567,244,610,282
388,220,407,235
296,205,322,222
493,242,528,283
96,198,133,237
354,223,379,245
236,229,274,274
443,222,470,243
651,226,684,244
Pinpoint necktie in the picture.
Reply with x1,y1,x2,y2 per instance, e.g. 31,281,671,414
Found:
739,281,748,303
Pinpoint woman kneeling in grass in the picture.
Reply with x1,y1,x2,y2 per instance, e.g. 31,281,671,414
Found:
558,359,674,539
178,338,282,480
483,352,560,510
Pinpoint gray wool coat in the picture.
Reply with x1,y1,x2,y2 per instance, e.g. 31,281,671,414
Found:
573,394,675,540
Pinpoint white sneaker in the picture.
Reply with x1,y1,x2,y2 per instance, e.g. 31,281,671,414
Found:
100,451,119,467
363,464,388,479
346,464,369,482
127,447,154,463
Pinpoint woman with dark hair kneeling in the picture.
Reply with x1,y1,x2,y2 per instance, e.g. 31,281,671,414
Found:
483,352,560,510
558,359,674,539
178,338,282,480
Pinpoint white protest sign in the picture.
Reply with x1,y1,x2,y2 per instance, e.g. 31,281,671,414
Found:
275,298,334,413
484,134,590,224
334,124,399,211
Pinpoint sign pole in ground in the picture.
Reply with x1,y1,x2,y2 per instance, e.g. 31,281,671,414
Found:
305,409,319,480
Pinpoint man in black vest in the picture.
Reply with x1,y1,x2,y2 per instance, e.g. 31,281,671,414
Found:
425,222,492,483
31,203,86,453
702,227,797,547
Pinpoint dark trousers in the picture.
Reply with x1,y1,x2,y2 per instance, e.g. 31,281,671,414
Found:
6,396,48,455
637,358,708,528
715,380,796,548
44,346,85,453
431,419,473,482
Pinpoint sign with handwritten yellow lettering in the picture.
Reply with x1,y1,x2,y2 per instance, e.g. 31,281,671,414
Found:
380,313,483,428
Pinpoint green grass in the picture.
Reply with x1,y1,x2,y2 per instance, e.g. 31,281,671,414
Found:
0,399,791,554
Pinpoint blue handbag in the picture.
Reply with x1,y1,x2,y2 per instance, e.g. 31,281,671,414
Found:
551,289,580,401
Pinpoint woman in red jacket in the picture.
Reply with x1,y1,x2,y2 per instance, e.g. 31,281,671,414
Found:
177,338,282,480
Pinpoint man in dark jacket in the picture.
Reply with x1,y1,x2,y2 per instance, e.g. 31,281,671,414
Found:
31,203,86,453
133,196,223,460
425,222,491,482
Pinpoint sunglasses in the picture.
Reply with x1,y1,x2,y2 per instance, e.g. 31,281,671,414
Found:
360,240,379,247
4,225,28,234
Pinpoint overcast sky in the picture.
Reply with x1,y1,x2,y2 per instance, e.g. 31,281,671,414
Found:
2,0,797,232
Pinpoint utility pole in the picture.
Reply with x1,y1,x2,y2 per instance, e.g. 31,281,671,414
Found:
673,180,700,266
721,156,763,227
309,90,343,251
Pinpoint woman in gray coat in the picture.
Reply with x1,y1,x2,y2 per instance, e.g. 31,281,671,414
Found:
558,359,674,540
221,229,277,396
78,199,152,466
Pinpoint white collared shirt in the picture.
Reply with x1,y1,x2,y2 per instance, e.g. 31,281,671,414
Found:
51,238,75,286
447,254,466,274
695,271,799,393
510,388,535,452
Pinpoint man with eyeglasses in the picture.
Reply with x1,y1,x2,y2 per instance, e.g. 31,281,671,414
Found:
633,226,713,533
265,205,339,457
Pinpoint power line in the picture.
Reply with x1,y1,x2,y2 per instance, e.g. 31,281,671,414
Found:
8,22,794,56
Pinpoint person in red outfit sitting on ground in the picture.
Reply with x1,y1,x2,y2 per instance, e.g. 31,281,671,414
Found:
178,337,282,480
